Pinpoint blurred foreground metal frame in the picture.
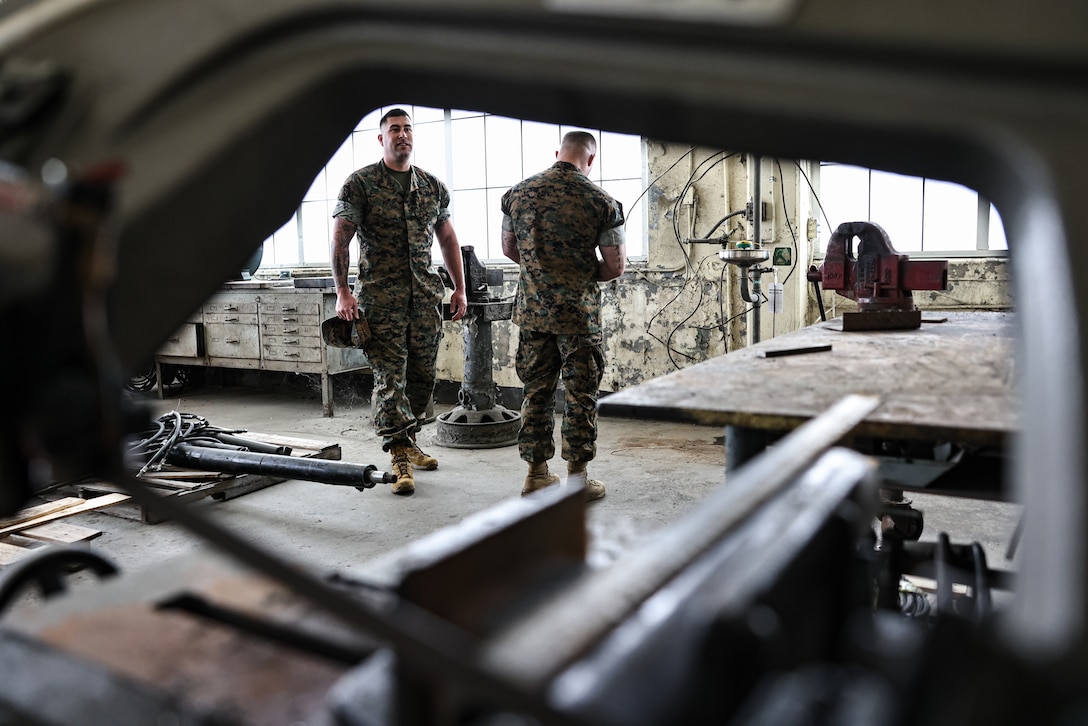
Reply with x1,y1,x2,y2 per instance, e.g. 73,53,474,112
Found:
1,0,1085,723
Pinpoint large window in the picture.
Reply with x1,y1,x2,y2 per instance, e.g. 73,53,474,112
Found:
817,163,1007,254
261,106,646,268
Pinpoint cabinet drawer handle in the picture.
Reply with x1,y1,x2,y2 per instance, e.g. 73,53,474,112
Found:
224,305,238,311
285,339,300,345
282,328,299,334
282,317,298,323
224,316,239,322
285,351,301,357
281,306,298,313
225,339,240,345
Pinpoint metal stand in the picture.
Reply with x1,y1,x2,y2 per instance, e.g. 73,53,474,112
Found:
435,247,521,449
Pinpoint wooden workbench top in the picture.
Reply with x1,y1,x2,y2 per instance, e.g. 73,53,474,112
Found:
600,311,1016,446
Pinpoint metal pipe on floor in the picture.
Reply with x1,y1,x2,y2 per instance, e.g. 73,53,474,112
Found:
166,443,394,489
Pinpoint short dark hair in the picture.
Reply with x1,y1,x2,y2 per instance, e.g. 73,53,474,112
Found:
380,108,412,128
561,130,597,155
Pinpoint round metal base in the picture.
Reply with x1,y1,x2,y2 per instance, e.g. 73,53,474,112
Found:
435,406,521,449
719,248,770,266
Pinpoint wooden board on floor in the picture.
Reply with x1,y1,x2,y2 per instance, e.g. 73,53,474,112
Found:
19,522,103,545
0,498,116,569
0,493,128,538
0,498,86,529
0,541,39,566
42,432,341,525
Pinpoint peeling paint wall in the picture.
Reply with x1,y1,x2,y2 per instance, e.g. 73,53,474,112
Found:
433,142,1012,395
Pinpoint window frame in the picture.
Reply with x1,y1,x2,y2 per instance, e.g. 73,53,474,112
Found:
812,161,1009,258
260,106,647,268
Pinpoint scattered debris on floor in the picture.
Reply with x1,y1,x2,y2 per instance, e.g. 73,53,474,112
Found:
0,495,126,567
39,411,347,524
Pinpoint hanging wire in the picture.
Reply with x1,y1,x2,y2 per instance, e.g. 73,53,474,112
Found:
624,144,697,234
774,158,800,286
663,254,719,367
642,150,739,368
794,159,833,233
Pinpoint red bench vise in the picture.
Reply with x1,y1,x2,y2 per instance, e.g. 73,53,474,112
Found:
807,221,948,330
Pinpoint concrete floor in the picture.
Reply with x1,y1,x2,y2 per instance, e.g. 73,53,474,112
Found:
11,380,1022,610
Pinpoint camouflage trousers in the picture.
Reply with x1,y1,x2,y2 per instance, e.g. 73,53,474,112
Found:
362,302,442,451
515,329,604,465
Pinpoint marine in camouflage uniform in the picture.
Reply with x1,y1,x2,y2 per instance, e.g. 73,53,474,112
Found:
501,131,626,500
331,109,466,495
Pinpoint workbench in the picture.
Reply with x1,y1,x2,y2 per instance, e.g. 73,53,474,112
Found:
600,311,1016,496
154,280,370,417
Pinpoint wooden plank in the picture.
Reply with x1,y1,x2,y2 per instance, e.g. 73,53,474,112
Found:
0,493,129,538
0,541,38,566
244,432,339,456
19,522,102,545
76,480,225,524
140,476,220,491
0,497,86,528
147,470,230,480
70,483,164,524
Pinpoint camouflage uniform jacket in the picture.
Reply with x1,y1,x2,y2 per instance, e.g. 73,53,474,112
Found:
332,160,449,311
501,161,624,335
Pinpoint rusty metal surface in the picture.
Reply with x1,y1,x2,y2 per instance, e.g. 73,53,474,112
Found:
600,311,1015,447
393,486,588,637
6,557,373,723
810,222,948,315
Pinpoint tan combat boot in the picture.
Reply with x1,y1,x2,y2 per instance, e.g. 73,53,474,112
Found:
389,446,415,495
407,434,438,471
568,462,605,501
521,461,560,496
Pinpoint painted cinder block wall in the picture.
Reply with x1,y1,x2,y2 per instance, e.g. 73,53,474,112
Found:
435,142,1012,398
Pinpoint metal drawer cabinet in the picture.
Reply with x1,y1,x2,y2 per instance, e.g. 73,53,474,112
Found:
154,285,369,416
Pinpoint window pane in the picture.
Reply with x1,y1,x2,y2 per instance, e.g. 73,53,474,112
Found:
266,213,299,266
413,122,448,182
604,178,646,258
486,187,508,261
871,170,923,251
600,131,643,180
299,201,330,264
818,164,869,247
352,128,379,171
450,188,488,261
485,116,525,188
356,108,382,132
922,178,977,252
411,106,445,124
261,239,276,268
989,204,1008,250
450,116,486,189
522,121,561,174
322,137,355,199
303,167,326,202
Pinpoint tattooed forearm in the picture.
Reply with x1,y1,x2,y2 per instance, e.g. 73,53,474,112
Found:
331,218,355,290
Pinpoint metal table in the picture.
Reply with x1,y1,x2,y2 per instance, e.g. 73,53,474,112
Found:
600,311,1017,495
